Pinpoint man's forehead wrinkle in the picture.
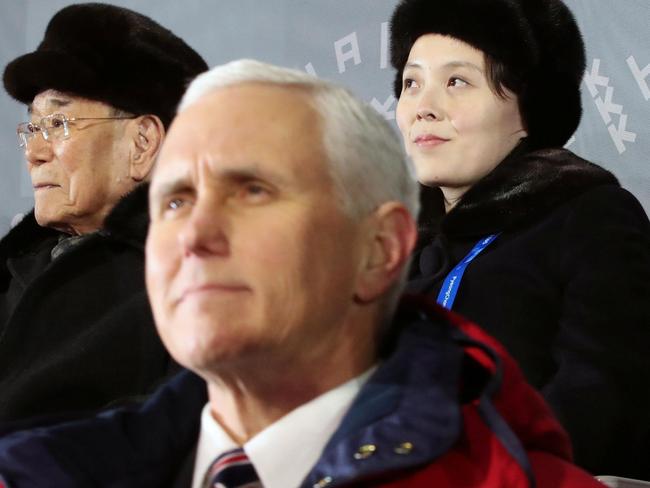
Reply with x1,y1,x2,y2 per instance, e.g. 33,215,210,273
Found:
153,154,270,191
151,159,195,199
49,98,72,108
151,176,187,201
29,93,76,118
198,157,291,187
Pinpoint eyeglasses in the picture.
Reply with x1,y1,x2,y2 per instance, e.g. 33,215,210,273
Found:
16,113,136,148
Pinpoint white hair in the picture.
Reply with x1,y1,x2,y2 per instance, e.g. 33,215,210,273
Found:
179,59,420,221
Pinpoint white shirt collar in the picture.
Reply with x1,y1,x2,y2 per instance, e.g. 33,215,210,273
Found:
192,366,376,488
191,405,238,488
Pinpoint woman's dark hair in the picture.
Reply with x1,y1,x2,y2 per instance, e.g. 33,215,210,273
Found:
483,52,528,132
484,52,525,101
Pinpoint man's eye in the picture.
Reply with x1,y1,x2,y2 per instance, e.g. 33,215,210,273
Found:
238,182,272,202
50,116,66,128
246,183,266,194
167,198,186,210
159,197,191,219
155,192,194,218
161,198,190,215
27,123,40,134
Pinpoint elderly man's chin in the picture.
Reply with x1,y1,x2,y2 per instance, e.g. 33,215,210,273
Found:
161,317,261,374
33,192,70,229
155,298,257,366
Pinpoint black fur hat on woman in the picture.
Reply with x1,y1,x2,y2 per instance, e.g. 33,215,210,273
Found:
3,3,208,129
390,0,586,149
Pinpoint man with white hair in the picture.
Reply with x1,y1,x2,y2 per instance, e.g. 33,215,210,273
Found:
0,60,604,488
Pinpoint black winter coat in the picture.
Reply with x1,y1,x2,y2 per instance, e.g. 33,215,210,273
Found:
0,184,175,423
408,146,650,479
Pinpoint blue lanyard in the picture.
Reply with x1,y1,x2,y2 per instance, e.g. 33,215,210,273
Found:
436,234,499,309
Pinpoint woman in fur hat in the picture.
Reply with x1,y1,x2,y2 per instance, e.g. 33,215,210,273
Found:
391,0,650,479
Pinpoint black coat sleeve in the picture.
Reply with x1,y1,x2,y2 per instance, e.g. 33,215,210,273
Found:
543,185,650,478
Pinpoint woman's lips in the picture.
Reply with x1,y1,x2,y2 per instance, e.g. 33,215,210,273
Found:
413,134,449,147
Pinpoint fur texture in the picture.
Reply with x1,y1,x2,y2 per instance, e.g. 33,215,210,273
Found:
390,0,585,149
442,146,618,236
416,143,619,241
3,3,207,128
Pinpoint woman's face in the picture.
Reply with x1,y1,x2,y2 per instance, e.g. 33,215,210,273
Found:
396,34,527,204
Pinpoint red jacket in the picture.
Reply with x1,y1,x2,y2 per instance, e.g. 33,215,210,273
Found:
349,299,603,487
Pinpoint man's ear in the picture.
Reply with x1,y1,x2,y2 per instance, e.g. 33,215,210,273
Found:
355,201,418,303
129,115,165,182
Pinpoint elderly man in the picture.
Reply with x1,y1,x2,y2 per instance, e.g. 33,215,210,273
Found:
0,3,207,422
0,61,604,488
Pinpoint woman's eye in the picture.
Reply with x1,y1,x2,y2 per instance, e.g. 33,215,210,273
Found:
403,78,418,91
448,77,469,88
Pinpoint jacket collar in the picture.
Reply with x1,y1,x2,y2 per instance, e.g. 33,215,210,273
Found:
100,182,150,248
303,293,575,486
419,143,619,240
303,299,465,486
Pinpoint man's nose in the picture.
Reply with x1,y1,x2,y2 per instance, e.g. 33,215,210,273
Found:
24,134,54,167
178,199,230,258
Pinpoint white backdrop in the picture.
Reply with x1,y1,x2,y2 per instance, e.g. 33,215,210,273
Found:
0,0,648,234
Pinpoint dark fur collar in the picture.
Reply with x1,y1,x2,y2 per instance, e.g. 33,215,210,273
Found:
418,145,619,240
101,182,150,247
0,183,150,260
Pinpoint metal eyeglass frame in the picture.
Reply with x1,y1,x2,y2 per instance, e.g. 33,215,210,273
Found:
17,113,137,148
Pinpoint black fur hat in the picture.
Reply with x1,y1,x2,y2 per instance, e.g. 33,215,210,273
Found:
390,0,585,149
3,3,208,128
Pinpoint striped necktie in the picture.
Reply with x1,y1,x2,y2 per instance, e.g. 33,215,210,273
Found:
202,447,262,488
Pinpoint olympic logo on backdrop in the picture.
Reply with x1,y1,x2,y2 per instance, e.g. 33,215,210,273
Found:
303,22,398,122
584,59,637,154
627,55,650,102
